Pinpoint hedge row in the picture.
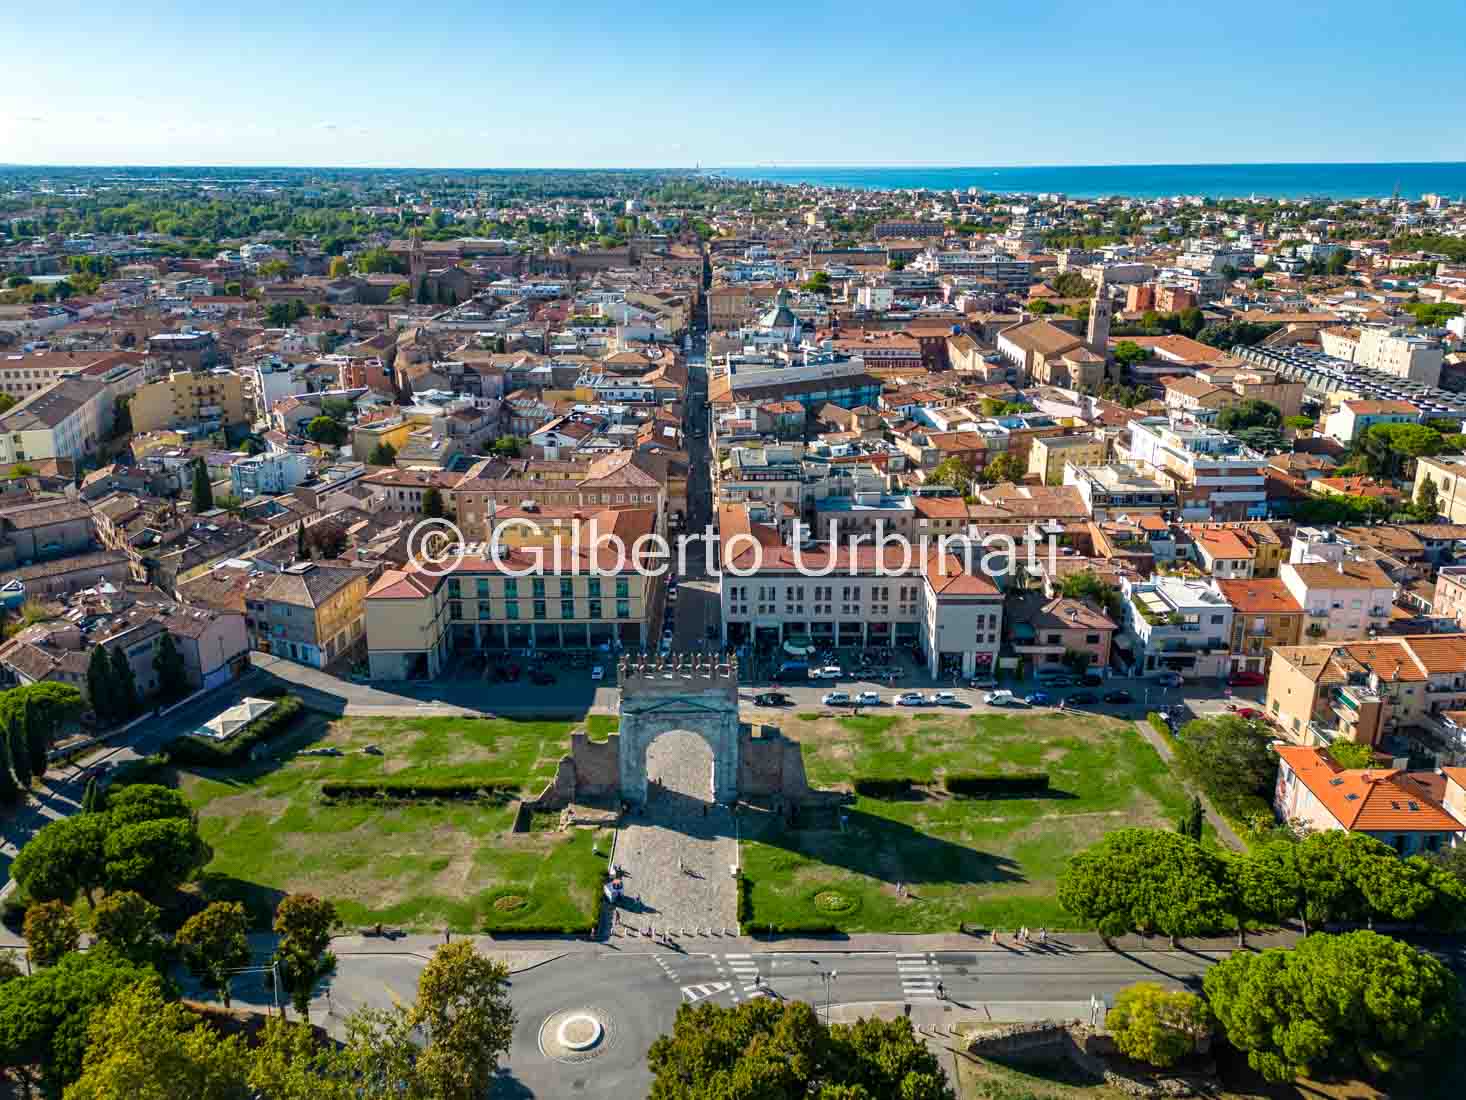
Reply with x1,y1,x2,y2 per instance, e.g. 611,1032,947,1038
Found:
320,780,519,802
165,696,305,766
944,772,1050,797
852,776,921,798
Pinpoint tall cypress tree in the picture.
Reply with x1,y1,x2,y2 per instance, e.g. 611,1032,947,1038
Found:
191,459,214,514
0,739,19,803
81,775,99,813
7,722,31,787
87,646,116,724
24,696,50,782
110,648,140,720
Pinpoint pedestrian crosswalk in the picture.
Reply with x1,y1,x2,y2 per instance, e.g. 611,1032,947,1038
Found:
719,953,768,1003
681,981,731,1003
897,952,942,1002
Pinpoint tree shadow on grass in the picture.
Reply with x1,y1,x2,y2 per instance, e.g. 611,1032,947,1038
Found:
192,871,289,929
740,803,1024,889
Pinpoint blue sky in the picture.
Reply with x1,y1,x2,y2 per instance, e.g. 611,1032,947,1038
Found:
4,0,1464,168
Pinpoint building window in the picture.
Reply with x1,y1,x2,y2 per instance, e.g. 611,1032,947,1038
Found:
476,578,490,598
588,600,602,619
560,578,573,599
505,578,518,598
506,602,519,620
588,578,601,598
447,579,461,599
616,578,629,598
533,601,547,620
616,600,629,619
562,600,576,619
532,578,545,598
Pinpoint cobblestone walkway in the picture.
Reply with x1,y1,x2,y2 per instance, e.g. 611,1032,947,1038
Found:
609,732,739,937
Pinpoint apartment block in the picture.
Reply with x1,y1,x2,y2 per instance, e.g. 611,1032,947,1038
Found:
131,370,249,432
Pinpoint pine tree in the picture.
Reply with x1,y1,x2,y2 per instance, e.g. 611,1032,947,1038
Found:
421,487,445,519
191,459,214,514
7,722,31,787
87,645,116,724
110,647,140,720
0,738,19,803
82,776,99,813
296,524,308,561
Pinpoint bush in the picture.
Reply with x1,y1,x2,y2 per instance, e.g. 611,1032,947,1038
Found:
319,780,519,802
736,874,752,925
108,753,172,789
1147,711,1171,738
944,772,1049,797
164,696,304,766
852,777,917,798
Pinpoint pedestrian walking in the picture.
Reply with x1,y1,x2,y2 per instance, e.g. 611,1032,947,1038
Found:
1039,927,1048,945
991,928,1000,946
936,981,945,1000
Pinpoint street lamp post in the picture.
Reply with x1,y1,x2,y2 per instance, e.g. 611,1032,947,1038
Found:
810,960,838,1019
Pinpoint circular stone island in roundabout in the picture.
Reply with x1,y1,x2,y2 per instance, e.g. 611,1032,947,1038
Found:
538,1007,614,1063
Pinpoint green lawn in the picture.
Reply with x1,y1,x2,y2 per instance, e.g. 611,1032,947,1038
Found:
178,713,609,932
739,711,1190,933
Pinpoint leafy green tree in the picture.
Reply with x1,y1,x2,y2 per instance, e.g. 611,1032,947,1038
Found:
355,247,401,274
1177,306,1205,337
979,451,1026,485
421,486,446,519
103,817,205,898
176,901,251,1009
191,458,214,513
1173,714,1274,821
1204,931,1459,1083
105,783,191,829
0,735,17,803
1226,843,1301,946
801,271,832,296
1325,741,1374,769
1056,568,1124,623
490,435,522,458
306,415,347,446
367,441,397,465
1113,340,1149,369
1216,399,1282,433
387,283,410,303
1107,982,1210,1068
24,900,81,966
90,890,162,965
247,1017,354,1100
10,813,109,904
648,998,953,1100
333,1004,428,1100
273,893,338,1020
64,974,253,1100
0,955,18,985
0,946,155,1094
87,644,117,723
1283,414,1315,431
1412,474,1441,521
1050,270,1094,298
1058,829,1231,945
153,632,189,703
927,456,975,493
416,279,432,305
409,942,515,1099
109,646,140,720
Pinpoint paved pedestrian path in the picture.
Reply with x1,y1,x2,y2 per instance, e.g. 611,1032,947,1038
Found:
1131,718,1246,851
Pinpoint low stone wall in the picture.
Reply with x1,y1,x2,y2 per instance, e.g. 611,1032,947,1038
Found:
964,1024,1207,1099
964,1021,1082,1061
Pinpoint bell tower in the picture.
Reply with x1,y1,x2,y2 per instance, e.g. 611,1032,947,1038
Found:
1086,275,1111,355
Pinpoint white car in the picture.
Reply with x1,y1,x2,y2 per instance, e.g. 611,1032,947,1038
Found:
927,691,958,706
591,665,604,681
894,691,926,706
856,691,881,705
983,689,1024,707
822,691,851,705
808,666,844,680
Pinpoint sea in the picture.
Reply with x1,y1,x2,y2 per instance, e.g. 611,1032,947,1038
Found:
708,163,1466,201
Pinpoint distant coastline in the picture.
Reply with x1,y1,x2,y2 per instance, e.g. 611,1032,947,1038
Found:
708,162,1466,201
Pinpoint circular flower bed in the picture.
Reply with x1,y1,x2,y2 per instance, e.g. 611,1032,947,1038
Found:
493,894,530,912
812,889,860,915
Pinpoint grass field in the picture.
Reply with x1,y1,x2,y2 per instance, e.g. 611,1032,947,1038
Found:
739,709,1190,933
178,712,610,932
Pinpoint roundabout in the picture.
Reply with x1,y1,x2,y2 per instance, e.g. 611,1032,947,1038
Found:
537,1006,615,1063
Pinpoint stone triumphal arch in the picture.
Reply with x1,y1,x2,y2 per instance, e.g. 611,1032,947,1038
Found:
616,653,741,804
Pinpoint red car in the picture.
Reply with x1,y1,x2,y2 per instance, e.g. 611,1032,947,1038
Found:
1228,671,1265,687
1235,706,1265,720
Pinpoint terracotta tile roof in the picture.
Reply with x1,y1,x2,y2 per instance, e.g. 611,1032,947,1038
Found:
1217,577,1302,615
1275,745,1463,832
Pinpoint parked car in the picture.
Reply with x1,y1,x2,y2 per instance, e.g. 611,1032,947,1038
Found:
1155,672,1184,687
809,666,844,680
1234,706,1265,720
754,691,790,706
1228,670,1265,687
822,691,851,706
591,665,605,681
894,691,926,706
1065,690,1099,705
1025,690,1051,706
1103,689,1134,704
928,691,958,705
1036,666,1073,682
983,689,1025,707
969,675,998,690
856,691,881,705
1079,673,1105,687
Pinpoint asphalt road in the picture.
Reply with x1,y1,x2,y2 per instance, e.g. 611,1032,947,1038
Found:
194,941,1240,1099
